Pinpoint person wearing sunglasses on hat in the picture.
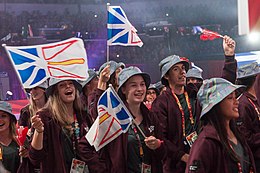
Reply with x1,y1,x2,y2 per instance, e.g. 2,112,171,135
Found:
29,78,107,173
144,84,159,110
151,36,237,173
186,78,256,173
89,61,123,120
236,62,260,172
103,66,166,173
17,81,48,172
0,101,29,173
80,69,99,112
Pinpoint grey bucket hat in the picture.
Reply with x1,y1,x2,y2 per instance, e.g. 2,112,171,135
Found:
197,78,244,119
25,80,48,93
0,101,17,123
186,68,203,80
99,61,121,75
119,62,126,69
148,84,159,95
80,69,98,88
237,62,260,79
118,66,151,96
159,55,189,85
45,78,82,97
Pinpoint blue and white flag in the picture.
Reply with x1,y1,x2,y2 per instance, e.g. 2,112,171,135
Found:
235,51,260,67
86,85,132,151
4,38,88,89
107,6,143,47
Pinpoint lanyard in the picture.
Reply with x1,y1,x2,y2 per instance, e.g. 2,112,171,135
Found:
247,98,260,121
172,91,194,137
72,114,80,156
131,124,144,158
229,141,254,173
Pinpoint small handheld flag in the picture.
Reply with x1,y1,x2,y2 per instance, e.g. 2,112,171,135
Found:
107,6,143,47
3,38,88,88
86,85,132,151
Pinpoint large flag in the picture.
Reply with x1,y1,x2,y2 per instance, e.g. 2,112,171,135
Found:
107,6,143,47
238,0,260,35
4,38,88,88
235,51,260,67
86,86,132,151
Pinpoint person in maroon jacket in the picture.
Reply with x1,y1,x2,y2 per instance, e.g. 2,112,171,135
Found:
151,35,237,173
186,78,256,173
89,61,123,120
18,80,48,173
29,78,106,173
104,66,167,173
236,62,260,172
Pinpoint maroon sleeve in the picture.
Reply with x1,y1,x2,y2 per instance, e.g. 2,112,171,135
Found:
238,100,260,149
221,55,237,83
185,138,215,173
77,137,108,173
88,89,104,120
151,95,186,163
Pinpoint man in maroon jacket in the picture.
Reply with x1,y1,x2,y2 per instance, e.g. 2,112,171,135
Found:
151,35,237,173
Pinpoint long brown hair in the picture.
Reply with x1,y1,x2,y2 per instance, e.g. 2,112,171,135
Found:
201,103,249,162
43,85,83,127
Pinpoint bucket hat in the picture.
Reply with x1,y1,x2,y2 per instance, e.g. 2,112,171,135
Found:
159,55,189,85
45,78,82,97
99,61,121,75
197,78,244,119
186,68,203,80
119,62,126,69
237,62,260,79
25,80,48,93
0,101,17,123
80,69,98,88
118,66,151,96
148,84,159,95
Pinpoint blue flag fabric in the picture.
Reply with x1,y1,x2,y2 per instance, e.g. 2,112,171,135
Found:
86,86,132,151
107,6,143,47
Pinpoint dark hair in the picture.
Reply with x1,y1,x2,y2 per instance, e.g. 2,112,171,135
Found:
107,72,117,89
201,103,249,162
236,76,256,90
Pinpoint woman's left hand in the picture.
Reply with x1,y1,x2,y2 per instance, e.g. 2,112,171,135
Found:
144,136,162,150
19,146,29,158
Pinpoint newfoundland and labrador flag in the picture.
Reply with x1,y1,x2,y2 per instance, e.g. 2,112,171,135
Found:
238,0,260,35
86,86,132,151
107,6,143,47
4,38,88,88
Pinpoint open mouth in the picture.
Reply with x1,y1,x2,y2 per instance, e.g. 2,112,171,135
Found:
0,123,5,127
65,91,73,96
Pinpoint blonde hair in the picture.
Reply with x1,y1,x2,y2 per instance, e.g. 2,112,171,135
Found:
44,85,83,127
29,93,47,120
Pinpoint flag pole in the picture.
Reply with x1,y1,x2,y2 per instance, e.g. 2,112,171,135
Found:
1,44,30,101
106,3,110,62
109,85,147,138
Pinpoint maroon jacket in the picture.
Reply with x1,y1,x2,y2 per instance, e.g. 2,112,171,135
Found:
29,109,104,173
151,55,237,173
238,91,260,162
89,89,104,120
104,103,166,173
255,75,260,106
185,125,256,173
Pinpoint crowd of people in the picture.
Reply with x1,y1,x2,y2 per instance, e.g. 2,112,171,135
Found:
0,34,259,173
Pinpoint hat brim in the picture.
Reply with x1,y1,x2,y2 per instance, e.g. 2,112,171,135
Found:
118,73,151,97
200,84,245,119
0,108,17,123
46,80,82,97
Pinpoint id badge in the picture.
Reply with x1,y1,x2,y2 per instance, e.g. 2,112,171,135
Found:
186,131,198,148
70,158,86,173
141,163,151,173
